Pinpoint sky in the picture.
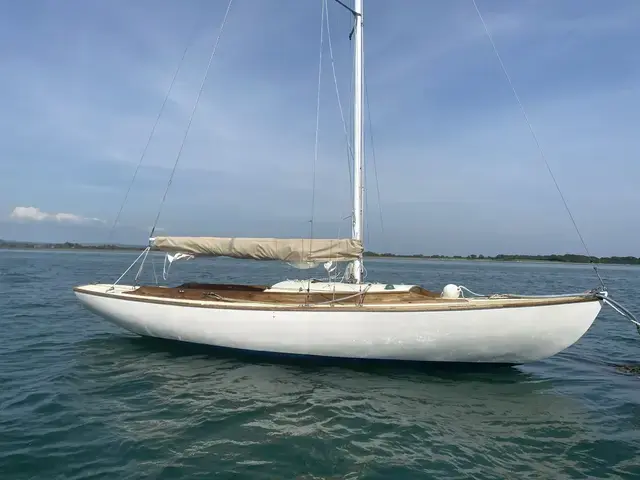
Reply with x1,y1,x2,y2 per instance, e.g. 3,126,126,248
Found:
1,0,639,256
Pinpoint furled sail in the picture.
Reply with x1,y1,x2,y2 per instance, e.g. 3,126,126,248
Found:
150,236,363,263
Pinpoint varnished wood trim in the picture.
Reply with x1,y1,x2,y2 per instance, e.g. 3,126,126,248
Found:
73,286,600,313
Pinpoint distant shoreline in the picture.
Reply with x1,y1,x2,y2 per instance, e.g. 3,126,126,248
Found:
1,240,638,265
363,251,640,265
0,241,142,252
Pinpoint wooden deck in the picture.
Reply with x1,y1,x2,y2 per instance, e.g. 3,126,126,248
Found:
126,282,444,306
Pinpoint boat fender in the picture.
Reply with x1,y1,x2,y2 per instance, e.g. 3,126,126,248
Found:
441,284,462,299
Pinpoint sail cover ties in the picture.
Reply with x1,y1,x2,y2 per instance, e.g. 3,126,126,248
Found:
149,236,363,263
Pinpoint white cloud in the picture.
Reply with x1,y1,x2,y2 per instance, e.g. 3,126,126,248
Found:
9,206,104,224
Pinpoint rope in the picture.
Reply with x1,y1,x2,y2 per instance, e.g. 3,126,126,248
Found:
458,285,486,298
459,284,605,299
202,283,373,307
306,283,373,306
471,0,605,290
151,255,159,285
149,0,234,238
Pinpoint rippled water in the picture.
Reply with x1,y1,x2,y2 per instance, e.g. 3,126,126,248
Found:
1,250,639,479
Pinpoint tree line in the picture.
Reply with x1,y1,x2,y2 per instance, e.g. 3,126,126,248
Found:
363,251,640,265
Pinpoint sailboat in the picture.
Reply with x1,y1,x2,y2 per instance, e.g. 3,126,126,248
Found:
74,0,634,364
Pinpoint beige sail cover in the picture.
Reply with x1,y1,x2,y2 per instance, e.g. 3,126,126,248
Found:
150,236,363,262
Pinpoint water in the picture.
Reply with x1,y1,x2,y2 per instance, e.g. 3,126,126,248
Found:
1,250,639,479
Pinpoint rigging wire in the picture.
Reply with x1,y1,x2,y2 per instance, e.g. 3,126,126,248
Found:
149,0,234,238
105,24,200,243
324,1,354,196
325,0,357,245
309,0,326,245
364,66,386,247
326,1,385,252
97,22,201,285
364,130,369,247
345,14,355,238
471,0,605,289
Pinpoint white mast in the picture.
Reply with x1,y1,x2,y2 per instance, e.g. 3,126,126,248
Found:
352,0,365,283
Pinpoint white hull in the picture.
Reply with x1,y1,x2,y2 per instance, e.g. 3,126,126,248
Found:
74,284,603,364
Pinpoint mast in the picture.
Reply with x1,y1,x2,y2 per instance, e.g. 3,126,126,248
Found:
352,0,365,283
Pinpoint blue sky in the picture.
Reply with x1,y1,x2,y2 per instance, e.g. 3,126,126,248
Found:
1,0,639,256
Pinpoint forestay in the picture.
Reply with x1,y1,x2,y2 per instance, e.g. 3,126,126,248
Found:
150,236,363,263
